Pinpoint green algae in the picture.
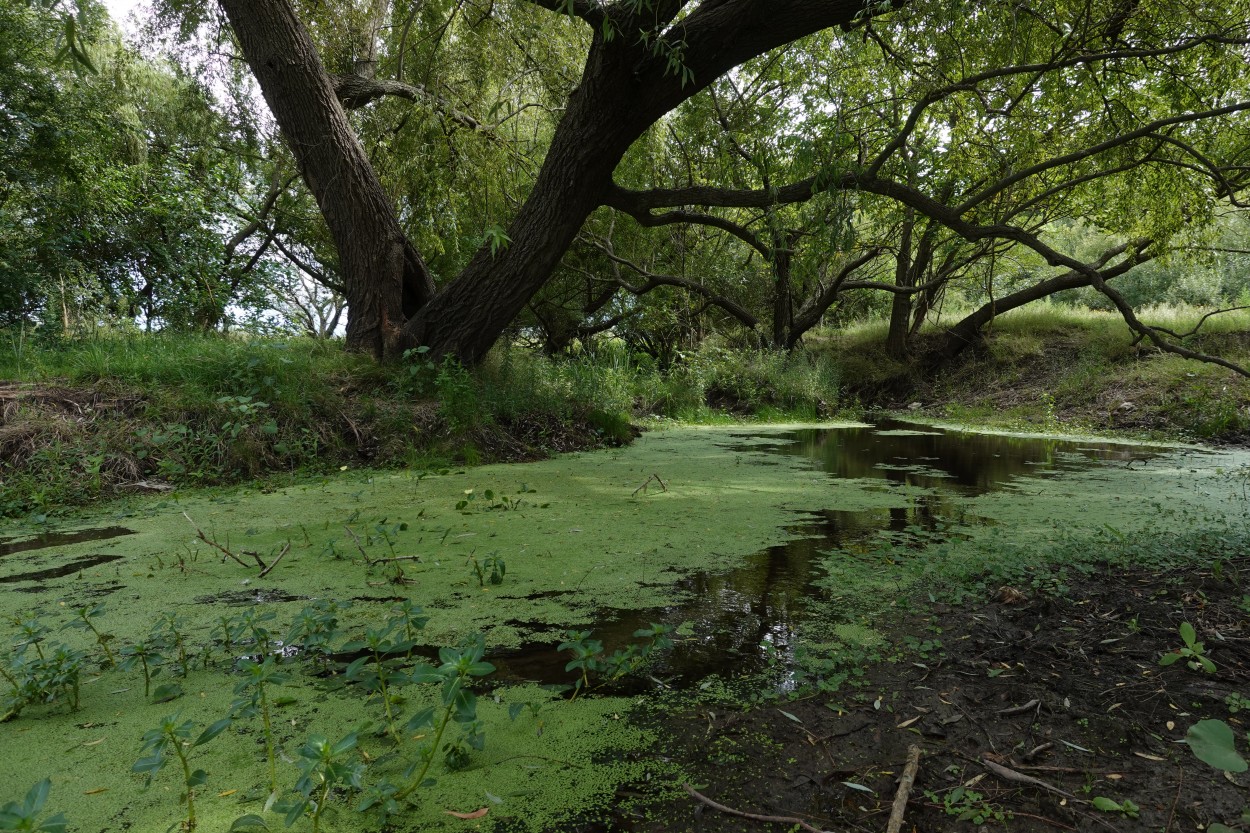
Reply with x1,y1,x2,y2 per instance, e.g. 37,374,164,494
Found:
3,422,1249,831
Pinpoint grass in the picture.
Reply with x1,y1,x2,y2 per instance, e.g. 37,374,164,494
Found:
822,302,1250,441
2,303,1246,518
0,332,845,517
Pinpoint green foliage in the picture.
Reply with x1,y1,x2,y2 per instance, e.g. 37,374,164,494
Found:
924,786,1012,825
132,712,232,830
1091,796,1140,818
275,733,364,832
1186,719,1249,773
1159,622,1217,673
558,623,673,696
0,780,67,833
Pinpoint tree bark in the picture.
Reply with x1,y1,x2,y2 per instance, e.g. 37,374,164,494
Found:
217,0,434,359
922,241,1152,369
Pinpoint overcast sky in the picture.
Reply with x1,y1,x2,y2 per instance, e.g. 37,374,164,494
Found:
101,0,143,34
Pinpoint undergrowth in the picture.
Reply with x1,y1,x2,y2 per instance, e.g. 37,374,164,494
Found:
0,333,843,517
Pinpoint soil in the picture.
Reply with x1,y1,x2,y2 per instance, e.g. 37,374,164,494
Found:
624,558,1250,833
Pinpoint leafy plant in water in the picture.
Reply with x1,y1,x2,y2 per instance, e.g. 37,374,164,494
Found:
231,656,291,794
154,613,194,676
0,779,67,832
63,603,115,667
469,552,506,586
119,636,165,697
389,601,428,657
558,623,673,697
229,609,278,658
395,633,494,799
342,620,416,741
11,617,50,660
38,644,86,711
276,733,364,833
1159,621,1216,673
132,712,233,831
284,600,346,665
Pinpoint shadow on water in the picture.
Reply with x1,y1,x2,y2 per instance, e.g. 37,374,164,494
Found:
0,526,134,558
0,554,124,585
0,527,136,590
490,420,1166,689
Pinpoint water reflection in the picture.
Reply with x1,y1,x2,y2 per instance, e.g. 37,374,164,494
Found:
493,420,1165,688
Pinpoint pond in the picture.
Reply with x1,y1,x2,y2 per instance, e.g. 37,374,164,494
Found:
0,420,1244,832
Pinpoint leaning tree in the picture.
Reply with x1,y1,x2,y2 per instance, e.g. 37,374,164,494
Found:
203,0,1250,369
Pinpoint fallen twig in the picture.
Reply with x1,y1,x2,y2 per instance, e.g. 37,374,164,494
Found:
257,543,290,579
683,784,829,833
997,698,1040,716
886,745,922,833
184,512,252,569
632,473,668,496
981,756,1076,799
344,525,370,562
1023,741,1054,762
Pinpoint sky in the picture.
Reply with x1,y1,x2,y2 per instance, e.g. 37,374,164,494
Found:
100,0,143,34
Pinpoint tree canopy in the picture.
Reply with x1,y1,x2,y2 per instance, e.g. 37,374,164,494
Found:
4,0,1250,372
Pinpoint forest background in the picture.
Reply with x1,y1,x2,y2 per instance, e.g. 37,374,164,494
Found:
2,0,1250,514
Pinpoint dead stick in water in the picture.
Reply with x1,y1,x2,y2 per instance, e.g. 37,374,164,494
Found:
257,542,290,579
886,745,922,833
344,525,370,563
683,784,829,833
184,512,251,568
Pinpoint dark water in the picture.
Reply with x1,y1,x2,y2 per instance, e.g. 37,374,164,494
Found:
0,526,135,588
0,554,124,584
0,526,134,557
488,420,1164,688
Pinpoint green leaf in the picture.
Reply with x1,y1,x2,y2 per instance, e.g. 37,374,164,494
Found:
1180,622,1197,647
151,683,183,703
195,717,233,747
229,814,269,831
1209,825,1239,833
1159,652,1182,666
24,779,51,816
1186,719,1248,772
331,733,358,757
1092,796,1123,812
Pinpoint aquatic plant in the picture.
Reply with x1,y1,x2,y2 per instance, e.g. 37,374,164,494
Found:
388,601,428,658
63,604,116,668
10,617,50,660
342,621,417,741
469,552,506,586
283,600,346,664
132,712,232,831
231,656,291,794
395,633,494,799
0,779,67,832
153,613,194,677
39,645,86,712
230,609,278,657
118,637,165,697
559,624,674,696
277,733,364,833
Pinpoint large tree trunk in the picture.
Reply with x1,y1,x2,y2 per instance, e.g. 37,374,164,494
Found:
884,217,914,360
397,34,659,363
218,0,433,359
221,0,888,364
